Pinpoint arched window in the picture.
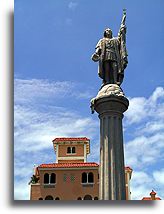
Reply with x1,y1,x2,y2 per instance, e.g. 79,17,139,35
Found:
82,172,87,183
44,173,49,184
45,195,53,200
84,195,92,200
67,147,71,153
94,197,98,200
55,197,60,200
72,147,76,153
77,197,82,200
88,172,94,183
50,173,56,184
38,197,43,200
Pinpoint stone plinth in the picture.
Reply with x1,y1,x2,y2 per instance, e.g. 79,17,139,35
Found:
91,84,129,200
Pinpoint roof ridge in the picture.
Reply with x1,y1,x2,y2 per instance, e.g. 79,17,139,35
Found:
52,137,90,142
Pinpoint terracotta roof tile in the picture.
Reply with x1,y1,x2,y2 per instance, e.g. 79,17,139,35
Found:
150,190,156,195
125,166,133,171
38,162,99,168
142,197,161,200
38,162,132,171
52,137,90,142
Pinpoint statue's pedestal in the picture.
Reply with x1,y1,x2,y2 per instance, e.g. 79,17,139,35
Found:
91,84,129,200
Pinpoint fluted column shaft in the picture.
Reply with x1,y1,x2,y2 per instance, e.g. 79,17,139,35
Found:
95,95,129,200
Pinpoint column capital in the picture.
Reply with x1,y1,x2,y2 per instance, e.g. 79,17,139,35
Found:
91,84,129,115
93,94,129,116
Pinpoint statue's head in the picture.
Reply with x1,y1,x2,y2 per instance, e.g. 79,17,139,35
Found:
104,28,112,38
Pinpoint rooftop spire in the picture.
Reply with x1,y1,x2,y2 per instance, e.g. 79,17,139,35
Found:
150,190,156,200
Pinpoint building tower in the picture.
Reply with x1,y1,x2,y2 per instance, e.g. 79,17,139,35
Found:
29,137,132,200
53,137,90,163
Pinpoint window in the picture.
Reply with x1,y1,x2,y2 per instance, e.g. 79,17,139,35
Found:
45,195,53,200
72,147,76,153
88,172,94,183
44,173,49,184
84,195,92,200
94,197,98,200
82,172,87,183
67,146,76,154
38,197,43,200
67,147,71,153
44,173,56,184
82,172,94,184
50,173,56,184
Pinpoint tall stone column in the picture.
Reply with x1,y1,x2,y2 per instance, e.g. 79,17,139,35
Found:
91,84,129,200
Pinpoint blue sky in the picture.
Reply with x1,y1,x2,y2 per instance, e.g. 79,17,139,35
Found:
14,0,164,200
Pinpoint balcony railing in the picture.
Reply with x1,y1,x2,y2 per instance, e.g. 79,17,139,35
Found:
81,183,94,187
43,183,56,188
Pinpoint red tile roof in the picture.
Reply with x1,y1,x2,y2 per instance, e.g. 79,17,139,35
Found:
38,162,99,168
125,166,132,171
38,162,132,171
142,197,161,200
52,137,90,142
150,190,156,195
142,190,161,200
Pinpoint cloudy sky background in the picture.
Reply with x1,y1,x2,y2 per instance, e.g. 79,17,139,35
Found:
14,0,164,200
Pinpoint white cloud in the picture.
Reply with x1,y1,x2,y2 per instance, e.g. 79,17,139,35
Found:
132,171,153,185
14,79,75,104
124,87,164,200
14,78,97,153
14,80,164,200
68,1,78,10
125,97,147,124
131,185,152,200
149,87,164,102
138,120,164,134
14,78,94,103
125,87,164,125
125,132,164,168
130,171,156,200
14,78,98,200
14,179,30,200
130,170,164,200
14,104,98,153
153,169,164,185
125,86,164,168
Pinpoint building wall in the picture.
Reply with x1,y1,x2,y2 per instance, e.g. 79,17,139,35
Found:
125,171,131,200
31,168,131,200
58,144,84,157
31,168,99,200
30,184,41,200
58,160,84,163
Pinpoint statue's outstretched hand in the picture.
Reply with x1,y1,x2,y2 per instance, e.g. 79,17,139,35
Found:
91,53,100,62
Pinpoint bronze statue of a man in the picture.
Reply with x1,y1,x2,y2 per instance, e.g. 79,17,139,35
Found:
91,10,128,87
